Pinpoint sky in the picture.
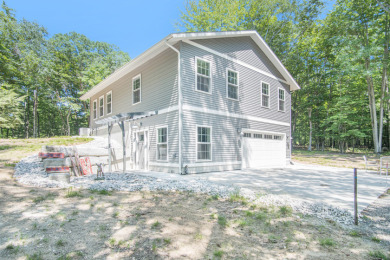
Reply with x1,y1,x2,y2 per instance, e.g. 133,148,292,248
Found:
8,0,335,59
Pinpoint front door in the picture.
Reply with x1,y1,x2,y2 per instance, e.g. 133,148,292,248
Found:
136,131,148,170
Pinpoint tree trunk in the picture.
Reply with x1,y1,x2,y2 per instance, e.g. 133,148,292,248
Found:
66,109,71,136
24,92,30,139
308,108,312,151
33,88,38,138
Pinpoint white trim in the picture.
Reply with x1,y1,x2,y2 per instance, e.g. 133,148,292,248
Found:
195,56,212,94
156,125,168,162
99,95,104,118
278,88,285,112
196,125,212,162
183,104,290,127
106,90,112,115
132,74,142,105
158,105,179,114
188,161,241,167
149,161,242,168
260,81,270,109
226,68,239,101
184,39,289,85
149,162,179,167
92,99,97,120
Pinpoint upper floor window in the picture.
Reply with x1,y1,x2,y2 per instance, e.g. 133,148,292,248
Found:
261,82,270,108
93,100,97,120
99,96,104,117
278,88,285,112
197,126,211,160
196,57,211,93
227,69,239,100
133,74,141,105
157,127,168,161
106,91,112,115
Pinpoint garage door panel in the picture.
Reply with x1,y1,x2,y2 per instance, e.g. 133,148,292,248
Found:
243,132,286,168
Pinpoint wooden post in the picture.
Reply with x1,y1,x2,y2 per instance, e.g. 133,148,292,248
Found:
119,121,126,172
354,168,358,225
108,123,113,172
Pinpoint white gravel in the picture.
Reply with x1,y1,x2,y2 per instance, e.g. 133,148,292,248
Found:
13,137,358,226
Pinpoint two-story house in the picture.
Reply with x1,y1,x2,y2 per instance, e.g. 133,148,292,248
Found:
80,31,300,174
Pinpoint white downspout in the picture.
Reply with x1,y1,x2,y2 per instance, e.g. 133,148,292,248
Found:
165,40,182,174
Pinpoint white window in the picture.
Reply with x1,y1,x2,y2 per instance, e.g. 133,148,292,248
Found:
261,82,270,108
278,88,285,112
197,126,211,160
196,57,211,93
93,100,97,120
264,134,273,140
99,96,104,117
157,127,168,161
254,133,262,139
243,133,251,138
133,74,141,105
274,135,282,140
227,69,239,100
106,91,112,115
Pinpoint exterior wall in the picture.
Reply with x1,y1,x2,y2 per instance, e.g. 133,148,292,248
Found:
89,47,179,129
182,110,290,173
180,41,291,124
193,36,285,80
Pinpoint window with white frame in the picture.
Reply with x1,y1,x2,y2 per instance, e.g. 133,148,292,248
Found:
227,69,239,100
278,88,285,112
106,91,112,114
133,75,141,104
261,82,270,108
196,58,211,93
254,133,262,139
243,133,251,138
197,126,211,160
93,100,97,120
157,127,168,161
264,134,273,139
99,96,104,117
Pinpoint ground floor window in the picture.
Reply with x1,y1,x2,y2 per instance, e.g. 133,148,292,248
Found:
197,126,211,160
157,127,168,161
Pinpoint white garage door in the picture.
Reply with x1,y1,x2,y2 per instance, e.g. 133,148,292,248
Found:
242,131,286,168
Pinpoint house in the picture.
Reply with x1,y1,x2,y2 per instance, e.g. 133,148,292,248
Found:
80,31,300,174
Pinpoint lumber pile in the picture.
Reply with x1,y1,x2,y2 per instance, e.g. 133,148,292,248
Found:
38,145,108,183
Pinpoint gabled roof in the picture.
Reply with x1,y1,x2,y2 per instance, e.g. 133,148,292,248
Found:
80,30,300,100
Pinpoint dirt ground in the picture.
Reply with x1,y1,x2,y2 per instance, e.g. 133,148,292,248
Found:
0,167,389,259
292,149,383,170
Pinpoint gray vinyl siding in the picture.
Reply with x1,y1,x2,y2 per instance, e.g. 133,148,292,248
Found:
193,36,285,81
182,110,291,166
180,41,291,124
89,47,179,129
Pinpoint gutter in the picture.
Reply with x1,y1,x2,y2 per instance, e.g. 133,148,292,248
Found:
164,40,182,174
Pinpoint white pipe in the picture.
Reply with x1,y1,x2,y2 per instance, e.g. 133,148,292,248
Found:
165,40,182,174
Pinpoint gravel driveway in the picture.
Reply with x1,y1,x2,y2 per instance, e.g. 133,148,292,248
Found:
136,164,389,215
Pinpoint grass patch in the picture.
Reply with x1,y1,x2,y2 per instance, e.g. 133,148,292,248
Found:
279,206,293,216
319,237,336,247
213,250,223,258
4,162,16,167
371,236,381,243
229,191,248,205
348,230,362,237
32,192,56,203
26,252,43,260
90,189,112,196
65,187,82,198
56,239,66,247
217,215,228,228
368,250,389,260
151,221,162,229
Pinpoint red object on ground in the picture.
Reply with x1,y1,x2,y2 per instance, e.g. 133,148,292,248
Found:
85,157,93,175
38,152,65,159
46,167,70,173
80,158,90,175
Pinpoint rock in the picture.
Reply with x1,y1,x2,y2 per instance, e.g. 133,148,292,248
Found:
76,147,108,157
48,173,70,183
